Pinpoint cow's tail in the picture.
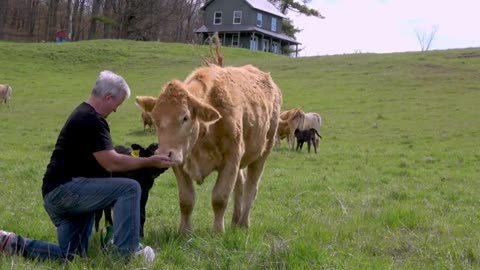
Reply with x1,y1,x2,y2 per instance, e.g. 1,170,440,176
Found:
311,128,322,139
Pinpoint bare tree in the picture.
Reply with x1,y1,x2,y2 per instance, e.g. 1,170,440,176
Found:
88,0,102,39
45,0,60,41
0,0,10,39
415,25,439,51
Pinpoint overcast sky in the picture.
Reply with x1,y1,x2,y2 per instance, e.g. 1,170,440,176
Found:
291,0,480,57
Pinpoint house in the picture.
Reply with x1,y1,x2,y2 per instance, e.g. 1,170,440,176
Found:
195,0,300,57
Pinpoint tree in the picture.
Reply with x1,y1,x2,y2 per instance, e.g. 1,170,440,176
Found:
272,0,325,19
415,25,439,52
0,0,9,39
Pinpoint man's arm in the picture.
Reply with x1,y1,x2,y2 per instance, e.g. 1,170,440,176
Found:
93,149,172,173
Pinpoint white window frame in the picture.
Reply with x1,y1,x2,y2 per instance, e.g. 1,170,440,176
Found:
233,11,242,24
232,34,239,47
271,17,277,32
256,13,263,27
214,11,222,25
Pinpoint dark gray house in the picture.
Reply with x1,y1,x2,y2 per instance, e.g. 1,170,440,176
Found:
195,0,300,56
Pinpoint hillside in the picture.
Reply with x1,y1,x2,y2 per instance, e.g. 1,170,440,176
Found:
1,40,479,269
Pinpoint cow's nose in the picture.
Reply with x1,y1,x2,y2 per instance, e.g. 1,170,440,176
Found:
168,151,173,158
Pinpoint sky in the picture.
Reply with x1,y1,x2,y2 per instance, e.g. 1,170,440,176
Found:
290,0,480,57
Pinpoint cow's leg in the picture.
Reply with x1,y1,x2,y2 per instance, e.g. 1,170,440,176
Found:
288,131,295,150
239,157,268,228
173,168,195,234
232,169,245,225
238,123,276,228
313,139,318,154
307,140,311,153
212,161,240,233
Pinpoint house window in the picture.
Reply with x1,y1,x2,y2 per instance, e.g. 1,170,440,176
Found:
233,11,242,24
214,11,222,25
271,18,277,32
256,13,263,27
232,34,239,47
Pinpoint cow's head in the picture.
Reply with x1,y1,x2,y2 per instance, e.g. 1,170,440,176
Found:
151,80,221,165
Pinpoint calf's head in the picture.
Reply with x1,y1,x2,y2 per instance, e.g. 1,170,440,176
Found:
151,80,221,165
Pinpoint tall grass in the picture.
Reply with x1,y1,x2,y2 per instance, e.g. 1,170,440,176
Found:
1,40,479,269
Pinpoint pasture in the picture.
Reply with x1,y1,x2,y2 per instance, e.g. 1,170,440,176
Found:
0,40,479,269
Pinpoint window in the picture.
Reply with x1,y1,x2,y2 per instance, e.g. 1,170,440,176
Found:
232,34,239,47
271,18,277,32
233,11,242,24
256,13,263,27
214,11,222,25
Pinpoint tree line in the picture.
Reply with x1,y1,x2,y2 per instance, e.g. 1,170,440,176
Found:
0,0,322,44
0,0,203,42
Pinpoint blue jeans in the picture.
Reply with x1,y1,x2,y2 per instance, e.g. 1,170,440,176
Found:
15,177,141,261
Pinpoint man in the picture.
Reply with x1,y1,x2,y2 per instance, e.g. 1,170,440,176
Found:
0,70,171,263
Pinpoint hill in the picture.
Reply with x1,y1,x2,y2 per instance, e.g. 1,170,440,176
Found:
1,40,479,269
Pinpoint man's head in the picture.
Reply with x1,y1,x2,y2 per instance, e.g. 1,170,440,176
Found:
90,70,130,118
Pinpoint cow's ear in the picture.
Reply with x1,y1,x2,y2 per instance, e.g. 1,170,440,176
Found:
188,95,221,124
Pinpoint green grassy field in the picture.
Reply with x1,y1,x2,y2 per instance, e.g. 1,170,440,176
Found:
0,40,479,269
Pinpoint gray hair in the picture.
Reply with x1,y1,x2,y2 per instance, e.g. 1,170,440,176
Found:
91,70,131,100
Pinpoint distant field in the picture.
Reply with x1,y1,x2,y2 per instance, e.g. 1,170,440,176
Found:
1,40,479,269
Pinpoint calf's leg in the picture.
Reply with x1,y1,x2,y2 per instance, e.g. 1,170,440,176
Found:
232,169,245,225
212,159,241,233
173,168,195,234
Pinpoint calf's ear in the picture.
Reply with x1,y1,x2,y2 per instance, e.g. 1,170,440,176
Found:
188,95,221,124
131,144,145,151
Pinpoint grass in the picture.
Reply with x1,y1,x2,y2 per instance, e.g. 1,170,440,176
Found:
1,40,480,269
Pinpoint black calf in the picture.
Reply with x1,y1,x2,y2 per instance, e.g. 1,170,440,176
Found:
294,128,322,154
94,143,167,238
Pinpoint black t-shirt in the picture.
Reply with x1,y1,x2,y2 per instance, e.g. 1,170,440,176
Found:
42,102,113,197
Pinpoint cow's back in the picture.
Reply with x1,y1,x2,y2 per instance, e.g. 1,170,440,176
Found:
187,64,282,170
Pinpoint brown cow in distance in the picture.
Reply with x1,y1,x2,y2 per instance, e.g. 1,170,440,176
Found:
135,95,157,112
150,64,282,234
279,108,305,150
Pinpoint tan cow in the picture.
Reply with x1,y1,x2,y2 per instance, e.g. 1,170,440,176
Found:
151,64,282,234
274,119,290,146
135,95,157,112
141,111,154,132
279,108,305,150
0,84,12,108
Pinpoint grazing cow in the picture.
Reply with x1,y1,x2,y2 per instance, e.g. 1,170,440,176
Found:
302,112,322,146
135,95,157,112
141,111,154,132
150,64,282,234
94,143,168,238
294,128,322,154
274,119,289,146
279,108,305,150
0,84,12,108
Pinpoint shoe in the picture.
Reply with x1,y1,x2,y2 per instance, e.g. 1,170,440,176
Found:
134,245,155,263
0,230,17,255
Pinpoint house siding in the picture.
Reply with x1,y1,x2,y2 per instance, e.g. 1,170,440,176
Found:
203,0,251,28
197,0,300,56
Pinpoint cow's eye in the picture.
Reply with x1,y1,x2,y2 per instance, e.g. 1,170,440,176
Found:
183,115,189,122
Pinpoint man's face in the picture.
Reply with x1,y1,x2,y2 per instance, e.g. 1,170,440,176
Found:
102,94,124,118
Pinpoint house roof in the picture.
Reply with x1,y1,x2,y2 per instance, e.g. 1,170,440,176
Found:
202,0,286,18
246,0,286,18
195,24,300,44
